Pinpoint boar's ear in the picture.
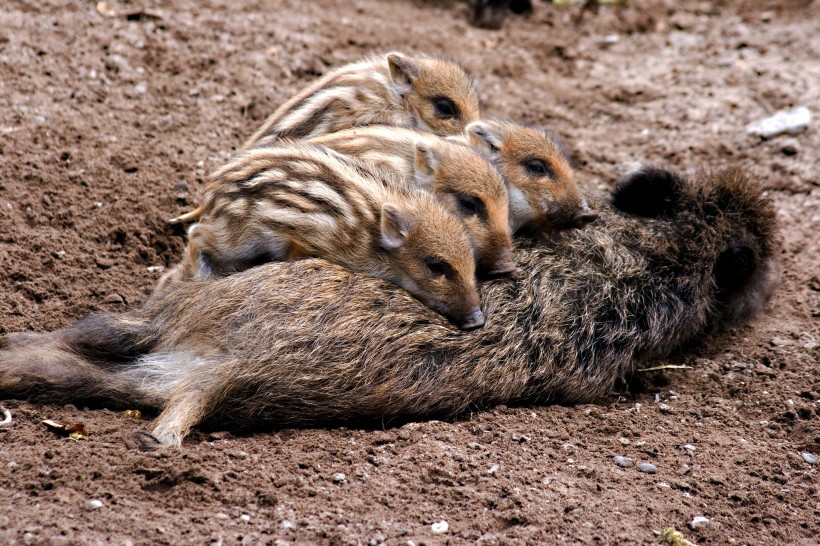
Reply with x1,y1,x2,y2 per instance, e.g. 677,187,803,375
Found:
380,203,413,250
387,53,419,95
611,166,686,218
413,141,441,190
714,244,757,297
465,121,504,156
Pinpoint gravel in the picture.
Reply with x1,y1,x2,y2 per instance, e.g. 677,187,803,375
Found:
613,456,634,468
637,463,657,474
691,516,710,528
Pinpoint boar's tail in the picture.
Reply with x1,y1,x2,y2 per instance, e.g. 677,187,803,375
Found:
0,313,174,410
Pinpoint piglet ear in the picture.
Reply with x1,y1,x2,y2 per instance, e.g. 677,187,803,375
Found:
387,53,419,95
465,120,504,156
413,141,441,190
611,166,686,218
380,203,412,250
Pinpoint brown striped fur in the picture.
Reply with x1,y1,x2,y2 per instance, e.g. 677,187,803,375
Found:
242,52,480,148
460,120,598,234
304,126,514,276
160,142,484,329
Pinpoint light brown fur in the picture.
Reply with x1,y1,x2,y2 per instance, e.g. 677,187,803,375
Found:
242,52,481,149
459,119,598,234
303,125,514,275
160,142,484,329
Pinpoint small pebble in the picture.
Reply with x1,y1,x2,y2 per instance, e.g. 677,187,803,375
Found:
599,33,620,45
770,337,793,347
683,444,696,455
618,437,630,445
511,433,529,443
105,54,131,72
332,472,346,483
488,464,499,474
801,452,816,464
691,516,710,529
658,403,672,413
678,464,692,475
747,106,811,138
103,293,124,304
239,514,250,523
637,462,657,474
613,456,634,468
86,499,103,510
95,257,114,269
430,521,449,534
214,513,230,520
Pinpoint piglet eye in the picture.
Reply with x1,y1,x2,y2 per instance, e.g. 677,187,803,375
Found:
523,158,554,179
432,96,459,119
425,258,453,277
456,193,485,218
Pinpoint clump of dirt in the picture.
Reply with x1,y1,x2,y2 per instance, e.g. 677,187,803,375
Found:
1,0,817,544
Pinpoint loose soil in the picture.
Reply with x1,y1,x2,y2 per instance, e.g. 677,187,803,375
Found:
1,0,818,544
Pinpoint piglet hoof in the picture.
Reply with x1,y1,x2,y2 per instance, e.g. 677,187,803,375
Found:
123,430,164,452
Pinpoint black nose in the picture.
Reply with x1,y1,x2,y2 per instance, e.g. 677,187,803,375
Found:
459,308,485,330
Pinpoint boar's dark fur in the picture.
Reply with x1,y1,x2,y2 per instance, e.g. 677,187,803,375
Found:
0,166,780,446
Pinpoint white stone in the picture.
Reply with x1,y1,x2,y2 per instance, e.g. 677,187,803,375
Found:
430,521,449,534
691,516,710,528
86,499,103,510
747,106,811,138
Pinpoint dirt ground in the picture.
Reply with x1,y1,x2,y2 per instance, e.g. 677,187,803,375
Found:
1,0,818,544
